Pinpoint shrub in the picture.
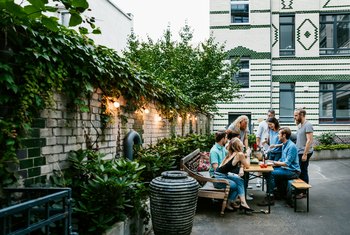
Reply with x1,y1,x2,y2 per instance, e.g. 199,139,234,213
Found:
316,132,335,145
50,149,147,234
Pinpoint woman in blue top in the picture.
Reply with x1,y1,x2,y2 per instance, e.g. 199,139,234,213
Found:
214,138,254,213
266,117,282,161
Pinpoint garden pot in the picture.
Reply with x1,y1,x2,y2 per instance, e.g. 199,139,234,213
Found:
150,170,199,235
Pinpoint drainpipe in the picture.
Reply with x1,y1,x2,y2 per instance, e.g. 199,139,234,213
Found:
123,129,142,160
269,0,273,109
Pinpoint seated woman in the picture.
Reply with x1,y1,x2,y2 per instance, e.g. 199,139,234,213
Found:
266,117,283,161
214,137,254,213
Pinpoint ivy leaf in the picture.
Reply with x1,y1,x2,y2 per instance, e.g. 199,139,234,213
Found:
92,28,101,35
23,5,42,18
27,0,46,8
69,12,82,27
71,0,89,10
78,26,88,34
85,83,94,92
42,16,59,32
2,0,26,18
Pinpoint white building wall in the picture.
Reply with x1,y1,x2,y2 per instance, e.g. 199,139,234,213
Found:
210,0,350,136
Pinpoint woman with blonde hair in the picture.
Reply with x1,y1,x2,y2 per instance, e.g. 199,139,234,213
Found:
214,137,254,213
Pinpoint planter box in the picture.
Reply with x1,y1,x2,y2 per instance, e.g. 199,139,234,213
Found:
312,149,350,161
104,199,152,235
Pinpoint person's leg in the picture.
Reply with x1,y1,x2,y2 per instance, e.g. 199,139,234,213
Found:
271,168,299,196
299,152,313,183
213,173,238,209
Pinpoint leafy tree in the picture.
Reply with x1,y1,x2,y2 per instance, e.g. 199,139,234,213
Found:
123,24,240,115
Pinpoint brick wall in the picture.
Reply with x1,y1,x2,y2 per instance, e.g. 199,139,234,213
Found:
16,90,211,185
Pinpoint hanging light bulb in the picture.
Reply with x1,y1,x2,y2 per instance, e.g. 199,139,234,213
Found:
144,108,150,114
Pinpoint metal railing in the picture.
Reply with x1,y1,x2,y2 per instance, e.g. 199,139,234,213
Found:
0,188,73,235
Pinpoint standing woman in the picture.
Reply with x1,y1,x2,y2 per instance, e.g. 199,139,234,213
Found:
266,117,282,161
214,138,254,213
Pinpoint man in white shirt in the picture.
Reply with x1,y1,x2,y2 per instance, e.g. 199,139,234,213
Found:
256,109,275,148
255,109,275,187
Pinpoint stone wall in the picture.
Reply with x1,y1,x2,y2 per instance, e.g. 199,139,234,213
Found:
16,89,211,186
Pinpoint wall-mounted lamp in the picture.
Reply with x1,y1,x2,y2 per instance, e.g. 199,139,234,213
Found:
154,115,162,122
144,108,150,114
113,101,120,108
303,86,309,92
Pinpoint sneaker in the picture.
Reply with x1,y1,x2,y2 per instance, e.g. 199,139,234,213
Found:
246,195,254,201
257,197,275,206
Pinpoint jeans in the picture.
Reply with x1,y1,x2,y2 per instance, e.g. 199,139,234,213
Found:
265,167,300,196
298,152,313,183
213,172,238,201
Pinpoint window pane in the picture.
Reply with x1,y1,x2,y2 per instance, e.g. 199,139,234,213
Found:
280,83,294,90
239,60,249,69
320,92,333,117
337,21,350,50
335,91,350,118
231,4,249,23
280,16,294,24
320,23,334,49
335,83,350,90
320,83,334,90
234,72,249,88
280,25,294,49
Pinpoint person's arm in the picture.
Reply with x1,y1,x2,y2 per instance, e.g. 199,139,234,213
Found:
210,152,219,171
256,124,263,146
275,143,297,167
302,132,313,162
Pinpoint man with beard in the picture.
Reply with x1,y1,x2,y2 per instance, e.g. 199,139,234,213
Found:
294,108,314,198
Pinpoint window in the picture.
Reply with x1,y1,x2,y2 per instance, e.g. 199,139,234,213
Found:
234,59,249,88
280,15,295,56
320,82,350,123
320,14,350,55
231,0,249,24
60,11,70,27
279,83,295,123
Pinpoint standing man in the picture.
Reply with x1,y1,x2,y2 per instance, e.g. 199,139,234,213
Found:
209,130,228,176
294,108,314,197
257,127,300,206
256,109,275,147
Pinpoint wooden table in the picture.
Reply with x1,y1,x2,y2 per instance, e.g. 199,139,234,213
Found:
244,164,274,213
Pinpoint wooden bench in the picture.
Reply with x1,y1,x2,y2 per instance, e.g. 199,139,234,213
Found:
180,149,230,216
289,178,312,212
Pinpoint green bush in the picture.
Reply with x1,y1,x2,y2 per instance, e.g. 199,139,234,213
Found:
314,144,350,151
50,149,147,234
135,133,214,183
316,132,335,145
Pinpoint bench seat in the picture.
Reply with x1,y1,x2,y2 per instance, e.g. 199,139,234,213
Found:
180,149,230,215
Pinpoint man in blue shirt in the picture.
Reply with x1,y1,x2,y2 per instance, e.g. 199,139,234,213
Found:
258,127,300,206
209,131,228,176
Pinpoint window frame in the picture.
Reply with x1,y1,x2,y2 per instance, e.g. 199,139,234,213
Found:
319,13,350,55
319,82,350,124
230,0,250,24
279,15,295,56
233,58,250,89
279,82,295,123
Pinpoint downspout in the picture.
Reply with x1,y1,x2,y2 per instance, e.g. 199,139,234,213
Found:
269,0,273,109
123,129,142,160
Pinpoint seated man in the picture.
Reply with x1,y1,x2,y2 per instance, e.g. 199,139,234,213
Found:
258,127,300,206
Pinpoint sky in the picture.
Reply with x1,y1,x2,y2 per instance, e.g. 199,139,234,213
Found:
113,0,210,45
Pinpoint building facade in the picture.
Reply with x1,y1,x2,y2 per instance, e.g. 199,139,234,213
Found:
210,0,350,136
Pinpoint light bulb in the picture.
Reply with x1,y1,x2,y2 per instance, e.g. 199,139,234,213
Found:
113,101,120,108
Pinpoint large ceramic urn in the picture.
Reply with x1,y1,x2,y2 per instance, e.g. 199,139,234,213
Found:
150,170,199,235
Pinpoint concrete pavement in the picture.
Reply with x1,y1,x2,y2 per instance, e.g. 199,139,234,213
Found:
191,159,350,235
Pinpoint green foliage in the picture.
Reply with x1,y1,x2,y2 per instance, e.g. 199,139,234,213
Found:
123,25,240,115
248,134,256,147
50,149,148,234
316,132,335,145
135,133,214,183
314,144,350,151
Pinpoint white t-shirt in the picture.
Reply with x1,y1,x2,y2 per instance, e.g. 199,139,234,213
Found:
256,121,268,147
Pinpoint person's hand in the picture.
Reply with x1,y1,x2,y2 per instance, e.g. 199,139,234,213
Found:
246,148,251,157
238,167,244,177
302,153,308,162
